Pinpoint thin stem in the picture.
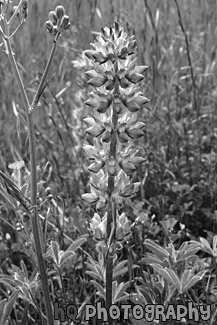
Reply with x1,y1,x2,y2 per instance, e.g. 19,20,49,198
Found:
8,0,23,26
4,21,55,325
174,0,201,168
31,35,59,111
105,78,119,325
57,267,67,309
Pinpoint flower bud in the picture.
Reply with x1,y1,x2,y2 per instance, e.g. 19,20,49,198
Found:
126,72,144,84
126,127,144,139
85,94,99,109
94,227,103,241
96,96,112,113
107,157,117,176
21,0,28,18
129,156,146,165
119,213,127,226
119,184,134,197
119,77,129,88
118,132,129,143
86,71,107,87
48,11,58,25
96,198,107,212
88,161,104,173
118,47,128,59
90,213,101,229
22,0,28,10
105,76,115,90
51,25,58,36
60,15,71,30
13,6,20,16
123,220,131,236
122,97,140,112
119,162,136,174
92,51,108,64
45,20,53,34
116,227,124,241
45,187,52,195
136,94,149,106
82,193,99,203
127,39,137,55
55,5,65,19
84,50,95,60
102,130,112,143
86,125,105,137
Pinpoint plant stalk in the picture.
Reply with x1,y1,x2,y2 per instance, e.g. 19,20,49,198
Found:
4,22,55,325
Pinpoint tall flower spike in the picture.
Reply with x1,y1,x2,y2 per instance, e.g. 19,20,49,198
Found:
83,21,149,244
82,22,149,313
83,23,148,227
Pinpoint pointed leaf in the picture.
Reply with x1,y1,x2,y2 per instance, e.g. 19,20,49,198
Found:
199,237,213,255
144,239,169,260
1,289,20,324
90,280,106,299
151,264,180,291
50,241,60,265
182,270,207,293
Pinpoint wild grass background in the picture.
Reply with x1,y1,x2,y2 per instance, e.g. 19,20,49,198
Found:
1,0,217,245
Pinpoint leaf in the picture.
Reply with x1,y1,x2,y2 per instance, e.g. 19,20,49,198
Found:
0,289,20,325
60,237,87,266
177,241,201,261
113,281,130,303
90,280,105,300
0,275,18,291
59,251,76,267
86,271,103,282
140,253,168,267
199,237,213,255
50,241,60,265
150,264,180,292
20,260,28,281
66,237,87,253
213,235,217,256
144,239,169,260
181,270,207,293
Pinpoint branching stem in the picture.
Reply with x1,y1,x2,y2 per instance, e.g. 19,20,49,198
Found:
3,19,55,325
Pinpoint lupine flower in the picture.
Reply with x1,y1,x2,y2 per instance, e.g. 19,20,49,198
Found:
82,22,149,255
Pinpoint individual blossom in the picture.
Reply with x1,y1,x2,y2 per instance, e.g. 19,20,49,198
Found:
90,212,107,241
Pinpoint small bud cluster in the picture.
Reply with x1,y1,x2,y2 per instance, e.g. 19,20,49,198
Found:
82,22,149,250
45,5,70,37
12,0,28,20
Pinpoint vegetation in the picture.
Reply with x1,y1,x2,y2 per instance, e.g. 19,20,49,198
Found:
0,0,217,324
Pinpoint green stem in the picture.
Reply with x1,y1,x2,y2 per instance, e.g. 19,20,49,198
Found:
31,35,58,110
106,78,119,325
4,22,54,325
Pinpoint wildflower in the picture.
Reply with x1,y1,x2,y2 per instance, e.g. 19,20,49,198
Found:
83,22,149,254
